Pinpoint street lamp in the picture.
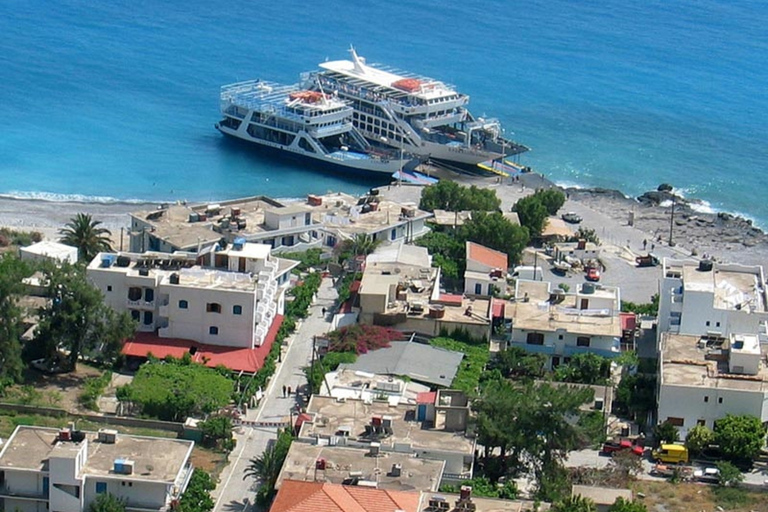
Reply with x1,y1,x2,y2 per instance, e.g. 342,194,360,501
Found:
668,195,677,247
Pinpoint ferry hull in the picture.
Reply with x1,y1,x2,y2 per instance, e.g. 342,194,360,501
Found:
216,123,405,176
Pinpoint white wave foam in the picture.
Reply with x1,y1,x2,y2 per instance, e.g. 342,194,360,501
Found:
0,191,160,205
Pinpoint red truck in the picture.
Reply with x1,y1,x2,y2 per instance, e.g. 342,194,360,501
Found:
601,439,645,457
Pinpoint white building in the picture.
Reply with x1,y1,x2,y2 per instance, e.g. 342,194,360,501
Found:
657,331,768,436
506,280,621,369
657,259,768,339
464,242,508,297
0,425,194,512
87,241,296,348
19,241,78,265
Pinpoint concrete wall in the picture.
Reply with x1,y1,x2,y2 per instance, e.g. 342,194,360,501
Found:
2,498,48,512
3,469,46,497
510,328,619,369
83,479,170,511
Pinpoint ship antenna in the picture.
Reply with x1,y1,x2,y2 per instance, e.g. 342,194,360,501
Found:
316,79,328,106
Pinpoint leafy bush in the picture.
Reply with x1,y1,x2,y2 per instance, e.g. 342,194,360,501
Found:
553,353,611,385
78,371,112,411
280,248,324,272
420,180,501,212
440,476,517,499
199,415,234,452
621,294,659,316
714,414,767,462
117,358,233,421
429,337,489,394
327,324,400,354
0,227,43,247
178,468,215,512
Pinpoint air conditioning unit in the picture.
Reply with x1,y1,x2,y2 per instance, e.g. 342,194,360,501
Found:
98,429,118,444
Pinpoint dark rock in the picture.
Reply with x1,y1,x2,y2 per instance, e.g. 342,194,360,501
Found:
657,183,674,192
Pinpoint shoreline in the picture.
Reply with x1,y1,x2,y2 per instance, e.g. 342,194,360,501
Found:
1,172,767,267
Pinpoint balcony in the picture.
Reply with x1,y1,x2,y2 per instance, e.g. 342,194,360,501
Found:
0,486,47,501
126,299,155,310
508,340,555,355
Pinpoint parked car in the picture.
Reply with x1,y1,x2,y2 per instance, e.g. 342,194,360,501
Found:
635,254,660,267
652,444,690,464
561,212,583,224
586,267,601,282
602,439,645,457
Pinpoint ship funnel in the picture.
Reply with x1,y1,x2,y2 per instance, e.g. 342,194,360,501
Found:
349,45,367,75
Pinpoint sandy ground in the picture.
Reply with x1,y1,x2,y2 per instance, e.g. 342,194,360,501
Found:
1,169,766,267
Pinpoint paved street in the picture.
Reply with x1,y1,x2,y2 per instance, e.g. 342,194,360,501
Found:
211,276,338,512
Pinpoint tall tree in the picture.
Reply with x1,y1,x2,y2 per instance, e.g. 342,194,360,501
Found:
59,213,112,262
0,254,32,386
513,194,549,237
244,428,294,505
178,469,215,512
553,353,612,385
34,263,134,370
461,211,530,264
419,180,501,212
489,346,546,380
534,188,566,215
714,414,767,461
608,498,647,512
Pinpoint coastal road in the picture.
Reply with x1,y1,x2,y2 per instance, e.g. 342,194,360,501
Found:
211,277,338,512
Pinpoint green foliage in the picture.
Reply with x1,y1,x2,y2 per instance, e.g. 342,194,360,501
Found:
652,421,680,447
117,357,233,421
613,373,656,425
245,428,293,506
553,353,611,385
608,498,647,512
437,327,487,346
0,254,32,385
716,460,744,487
58,213,112,262
489,346,546,380
439,477,517,499
305,351,357,395
569,227,601,246
552,495,597,512
280,248,324,272
34,263,135,370
577,411,607,447
326,324,400,354
88,492,126,512
513,194,549,237
78,371,112,411
199,415,234,451
415,231,465,279
336,234,381,263
420,180,501,212
534,189,566,216
460,211,529,265
685,424,715,454
335,272,361,307
558,283,570,293
429,337,489,394
0,227,43,247
621,294,659,316
178,468,215,512
714,414,767,462
287,272,322,318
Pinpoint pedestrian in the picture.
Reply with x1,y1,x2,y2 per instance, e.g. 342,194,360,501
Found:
322,307,326,315
282,385,286,398
643,239,647,250
287,386,292,396
651,243,655,251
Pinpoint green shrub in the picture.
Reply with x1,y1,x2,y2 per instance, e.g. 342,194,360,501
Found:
78,371,112,411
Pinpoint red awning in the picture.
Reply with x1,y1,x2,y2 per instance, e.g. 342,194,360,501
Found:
620,312,637,332
492,299,505,318
437,293,463,306
121,315,284,373
416,391,437,404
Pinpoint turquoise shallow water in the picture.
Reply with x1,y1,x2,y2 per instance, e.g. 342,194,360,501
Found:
1,0,766,223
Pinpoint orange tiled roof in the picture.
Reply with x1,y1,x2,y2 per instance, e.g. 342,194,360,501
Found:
271,480,420,512
466,242,508,270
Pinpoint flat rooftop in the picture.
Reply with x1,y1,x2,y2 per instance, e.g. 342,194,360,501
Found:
314,192,431,236
277,443,444,492
420,493,550,512
322,369,431,404
683,264,766,312
508,281,621,337
661,332,768,392
0,426,193,482
301,396,474,454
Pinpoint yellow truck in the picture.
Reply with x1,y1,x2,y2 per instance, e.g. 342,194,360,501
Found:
652,444,689,464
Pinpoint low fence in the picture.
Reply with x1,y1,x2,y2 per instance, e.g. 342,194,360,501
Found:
0,402,184,433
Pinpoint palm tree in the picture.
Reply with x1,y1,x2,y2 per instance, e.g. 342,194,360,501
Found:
552,495,597,512
59,213,113,262
243,442,281,485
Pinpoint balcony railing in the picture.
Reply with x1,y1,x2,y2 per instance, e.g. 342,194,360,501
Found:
0,486,47,501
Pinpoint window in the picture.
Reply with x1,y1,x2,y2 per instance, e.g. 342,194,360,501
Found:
131,310,140,322
233,305,242,315
576,337,591,347
144,288,154,302
558,334,564,340
706,321,710,327
143,311,153,325
716,321,721,327
106,286,112,292
95,482,107,494
666,417,684,427
551,357,560,368
209,326,219,335
206,303,222,313
704,396,709,403
697,419,706,426
179,300,188,309
128,287,142,301
526,332,544,345
718,397,723,404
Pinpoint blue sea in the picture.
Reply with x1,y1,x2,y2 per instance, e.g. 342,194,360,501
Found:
1,1,767,223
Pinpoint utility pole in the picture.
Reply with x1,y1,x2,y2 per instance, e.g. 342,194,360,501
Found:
668,195,676,246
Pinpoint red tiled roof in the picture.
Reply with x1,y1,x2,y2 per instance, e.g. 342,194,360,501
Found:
121,315,283,373
466,241,508,270
270,481,420,512
436,293,463,306
416,391,437,404
620,312,637,331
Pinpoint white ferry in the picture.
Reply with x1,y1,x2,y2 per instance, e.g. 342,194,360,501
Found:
304,48,528,168
215,80,408,175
